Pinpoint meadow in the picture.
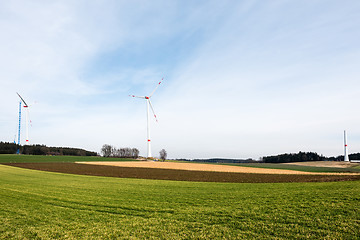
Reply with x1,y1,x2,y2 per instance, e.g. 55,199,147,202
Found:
0,154,135,163
0,163,359,239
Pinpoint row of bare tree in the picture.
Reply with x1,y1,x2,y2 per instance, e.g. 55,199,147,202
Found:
101,144,167,160
101,144,139,158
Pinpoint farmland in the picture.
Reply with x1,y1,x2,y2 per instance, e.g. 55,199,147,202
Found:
0,155,360,239
5,162,360,183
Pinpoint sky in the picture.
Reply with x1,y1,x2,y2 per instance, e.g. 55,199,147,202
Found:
1,0,359,159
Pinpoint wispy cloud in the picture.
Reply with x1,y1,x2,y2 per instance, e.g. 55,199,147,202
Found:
1,1,359,159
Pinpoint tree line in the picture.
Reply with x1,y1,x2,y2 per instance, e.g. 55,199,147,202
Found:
262,151,360,163
0,142,98,156
101,144,139,158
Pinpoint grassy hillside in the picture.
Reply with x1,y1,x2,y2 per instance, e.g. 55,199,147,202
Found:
0,165,359,239
0,154,136,163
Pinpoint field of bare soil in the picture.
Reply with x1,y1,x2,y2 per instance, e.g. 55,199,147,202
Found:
77,161,360,175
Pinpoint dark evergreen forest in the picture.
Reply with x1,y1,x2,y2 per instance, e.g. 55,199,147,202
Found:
0,142,97,156
262,151,360,163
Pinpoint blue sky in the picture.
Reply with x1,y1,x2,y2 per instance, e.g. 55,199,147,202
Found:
1,0,359,159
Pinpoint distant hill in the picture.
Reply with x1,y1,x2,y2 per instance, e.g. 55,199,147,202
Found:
178,158,257,164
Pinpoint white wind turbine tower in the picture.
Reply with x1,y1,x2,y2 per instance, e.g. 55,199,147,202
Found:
344,130,349,162
130,79,163,158
16,92,30,145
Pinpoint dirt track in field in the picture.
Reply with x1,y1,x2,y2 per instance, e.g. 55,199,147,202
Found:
76,161,360,175
3,162,360,183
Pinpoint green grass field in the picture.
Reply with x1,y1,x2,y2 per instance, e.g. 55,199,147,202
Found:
0,164,359,239
0,154,135,163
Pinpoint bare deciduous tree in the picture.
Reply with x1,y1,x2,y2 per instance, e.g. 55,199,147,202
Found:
159,149,167,161
101,144,113,157
132,148,139,159
102,144,140,159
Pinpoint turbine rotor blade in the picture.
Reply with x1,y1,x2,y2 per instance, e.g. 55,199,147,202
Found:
148,99,158,122
149,78,163,97
16,92,28,107
129,95,146,99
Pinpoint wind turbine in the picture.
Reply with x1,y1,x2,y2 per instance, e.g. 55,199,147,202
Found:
344,130,349,162
130,79,163,158
16,99,22,152
16,92,30,145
